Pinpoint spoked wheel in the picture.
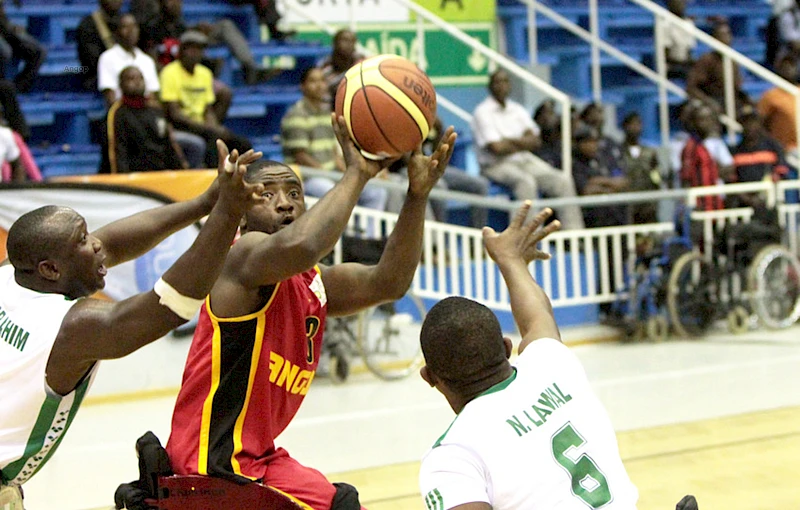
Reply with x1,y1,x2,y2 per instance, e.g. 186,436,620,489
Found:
667,252,718,338
357,292,426,381
748,245,800,329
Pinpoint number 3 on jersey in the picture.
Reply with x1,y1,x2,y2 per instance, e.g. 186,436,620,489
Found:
305,316,321,364
551,422,612,509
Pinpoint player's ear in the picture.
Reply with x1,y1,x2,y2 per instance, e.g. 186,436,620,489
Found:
503,337,513,359
38,259,60,282
420,365,436,387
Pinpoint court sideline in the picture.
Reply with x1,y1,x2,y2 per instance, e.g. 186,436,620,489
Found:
20,325,800,510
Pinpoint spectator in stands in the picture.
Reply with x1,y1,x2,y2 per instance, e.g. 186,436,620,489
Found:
572,125,629,228
532,99,562,168
225,0,296,41
778,0,800,62
621,112,661,224
77,0,123,92
318,29,365,104
133,0,295,42
425,117,490,228
160,31,251,167
280,67,387,213
663,0,697,80
680,103,724,210
730,105,788,184
385,118,490,228
0,0,46,93
687,20,750,114
669,100,698,187
472,70,584,230
107,66,187,173
98,14,161,108
98,15,205,168
758,54,799,150
0,118,23,182
0,79,29,141
141,0,274,84
580,102,625,176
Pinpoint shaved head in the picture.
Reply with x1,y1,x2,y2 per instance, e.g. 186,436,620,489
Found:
7,206,79,272
420,296,508,397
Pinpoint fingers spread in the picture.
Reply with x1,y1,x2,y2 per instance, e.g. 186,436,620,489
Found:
511,201,533,228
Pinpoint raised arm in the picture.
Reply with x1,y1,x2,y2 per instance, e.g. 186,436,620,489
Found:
483,203,562,354
46,142,265,395
321,127,457,317
93,148,261,267
225,114,389,289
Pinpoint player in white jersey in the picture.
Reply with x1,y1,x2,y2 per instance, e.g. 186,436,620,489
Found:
0,141,264,499
418,204,639,510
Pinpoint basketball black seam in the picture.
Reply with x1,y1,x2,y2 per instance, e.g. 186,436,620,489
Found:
359,63,406,156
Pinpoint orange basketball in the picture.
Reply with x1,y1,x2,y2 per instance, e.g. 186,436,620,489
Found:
334,54,437,160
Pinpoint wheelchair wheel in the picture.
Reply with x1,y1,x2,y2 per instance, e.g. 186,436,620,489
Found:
667,252,717,338
726,305,750,335
646,316,669,342
357,292,426,381
747,245,800,329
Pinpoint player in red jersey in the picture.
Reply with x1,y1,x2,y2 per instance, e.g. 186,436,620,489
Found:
166,115,457,509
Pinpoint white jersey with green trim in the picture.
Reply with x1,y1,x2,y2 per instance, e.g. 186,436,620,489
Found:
0,265,97,486
419,338,638,510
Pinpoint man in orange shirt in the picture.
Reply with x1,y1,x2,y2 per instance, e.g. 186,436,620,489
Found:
758,54,800,150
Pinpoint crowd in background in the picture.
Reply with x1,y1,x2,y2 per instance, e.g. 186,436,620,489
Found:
0,0,797,231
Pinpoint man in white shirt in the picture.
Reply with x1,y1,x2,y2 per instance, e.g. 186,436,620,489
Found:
472,70,583,229
97,13,160,108
418,204,638,509
0,124,23,181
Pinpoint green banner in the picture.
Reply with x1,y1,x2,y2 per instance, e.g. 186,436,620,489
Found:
298,23,494,86
412,0,496,22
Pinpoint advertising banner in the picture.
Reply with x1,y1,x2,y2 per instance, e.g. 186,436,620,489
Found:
412,0,496,22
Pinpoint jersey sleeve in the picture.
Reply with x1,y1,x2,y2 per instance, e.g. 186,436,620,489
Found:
515,337,575,372
419,444,490,510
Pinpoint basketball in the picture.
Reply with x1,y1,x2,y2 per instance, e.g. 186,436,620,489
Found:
335,54,437,160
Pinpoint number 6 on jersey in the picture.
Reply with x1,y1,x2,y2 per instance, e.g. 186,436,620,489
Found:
551,422,612,508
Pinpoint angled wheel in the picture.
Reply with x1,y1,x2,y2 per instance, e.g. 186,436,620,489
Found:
748,245,800,329
357,292,426,381
667,252,717,338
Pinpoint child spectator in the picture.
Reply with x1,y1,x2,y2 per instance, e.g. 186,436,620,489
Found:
107,66,187,173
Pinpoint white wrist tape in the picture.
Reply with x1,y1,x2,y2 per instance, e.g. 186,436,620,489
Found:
153,278,205,320
223,156,238,174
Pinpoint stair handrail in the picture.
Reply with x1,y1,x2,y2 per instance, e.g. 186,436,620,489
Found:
632,0,800,151
517,0,800,151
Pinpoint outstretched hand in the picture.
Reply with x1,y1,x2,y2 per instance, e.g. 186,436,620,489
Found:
214,139,266,215
483,202,560,265
331,113,397,179
407,126,457,197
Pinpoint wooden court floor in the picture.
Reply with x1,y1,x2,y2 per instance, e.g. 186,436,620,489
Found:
332,406,800,510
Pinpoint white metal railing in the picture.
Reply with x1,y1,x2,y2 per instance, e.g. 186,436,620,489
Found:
284,0,574,174
309,176,800,312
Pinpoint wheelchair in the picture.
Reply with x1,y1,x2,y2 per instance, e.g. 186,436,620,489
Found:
321,236,426,383
666,205,800,337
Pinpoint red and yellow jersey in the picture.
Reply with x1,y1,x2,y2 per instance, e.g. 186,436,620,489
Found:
167,267,327,482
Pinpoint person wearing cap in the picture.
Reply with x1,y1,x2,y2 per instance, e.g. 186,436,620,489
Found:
160,31,252,167
140,0,275,85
